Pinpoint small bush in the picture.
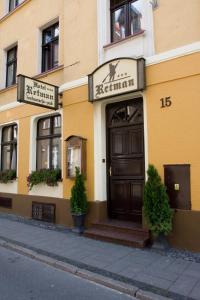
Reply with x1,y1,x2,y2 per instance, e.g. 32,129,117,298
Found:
0,170,16,183
70,167,88,215
27,169,61,190
144,164,173,237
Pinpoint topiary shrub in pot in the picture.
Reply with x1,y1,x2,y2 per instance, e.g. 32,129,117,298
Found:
144,164,173,249
70,167,88,234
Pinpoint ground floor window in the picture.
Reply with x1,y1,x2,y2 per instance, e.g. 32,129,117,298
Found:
1,124,17,171
36,115,61,170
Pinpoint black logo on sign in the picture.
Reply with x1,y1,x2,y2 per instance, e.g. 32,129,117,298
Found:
95,60,134,98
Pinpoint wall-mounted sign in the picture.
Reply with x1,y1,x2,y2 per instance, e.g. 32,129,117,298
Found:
88,57,145,102
17,74,59,110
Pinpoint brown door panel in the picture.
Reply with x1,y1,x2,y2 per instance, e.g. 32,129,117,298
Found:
112,158,144,177
106,99,144,222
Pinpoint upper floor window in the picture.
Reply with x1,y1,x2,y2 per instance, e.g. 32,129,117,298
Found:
42,23,59,72
9,0,23,12
1,124,17,171
6,46,17,87
111,0,142,42
37,115,61,170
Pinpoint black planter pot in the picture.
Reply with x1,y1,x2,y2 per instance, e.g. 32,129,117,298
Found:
71,213,86,234
151,233,170,251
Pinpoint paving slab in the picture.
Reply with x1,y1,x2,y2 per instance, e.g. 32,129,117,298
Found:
169,274,199,297
0,214,199,300
190,280,200,300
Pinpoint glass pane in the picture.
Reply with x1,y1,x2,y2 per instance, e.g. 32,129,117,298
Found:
53,116,61,134
9,0,15,11
112,6,126,42
53,40,59,67
42,46,50,71
68,146,81,177
127,105,136,119
51,138,61,169
11,144,17,170
43,29,52,44
2,145,11,170
38,118,50,136
7,48,16,62
110,0,125,9
13,125,17,140
2,126,12,142
54,24,59,37
37,139,50,169
7,64,15,86
112,107,126,124
130,0,142,34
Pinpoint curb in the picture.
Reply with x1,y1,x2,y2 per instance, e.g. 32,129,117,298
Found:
0,238,174,300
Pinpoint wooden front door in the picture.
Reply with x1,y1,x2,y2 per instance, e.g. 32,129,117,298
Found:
106,98,144,223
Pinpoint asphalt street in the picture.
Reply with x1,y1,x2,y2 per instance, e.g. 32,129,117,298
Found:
0,245,136,300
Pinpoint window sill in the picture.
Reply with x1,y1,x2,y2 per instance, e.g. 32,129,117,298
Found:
0,0,31,24
103,30,145,49
0,84,17,94
35,65,64,80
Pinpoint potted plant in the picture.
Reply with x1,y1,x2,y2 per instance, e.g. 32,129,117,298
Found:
144,164,173,249
70,167,88,234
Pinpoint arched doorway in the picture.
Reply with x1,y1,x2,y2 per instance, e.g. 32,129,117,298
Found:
106,98,144,223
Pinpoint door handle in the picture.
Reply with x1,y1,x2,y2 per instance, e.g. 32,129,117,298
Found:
109,166,112,176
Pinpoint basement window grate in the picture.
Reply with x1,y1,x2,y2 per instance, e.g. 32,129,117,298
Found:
32,202,56,223
0,197,12,208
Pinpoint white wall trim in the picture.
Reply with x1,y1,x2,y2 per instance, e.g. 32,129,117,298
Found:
29,109,63,198
0,119,19,194
0,101,25,112
59,77,88,93
146,41,200,65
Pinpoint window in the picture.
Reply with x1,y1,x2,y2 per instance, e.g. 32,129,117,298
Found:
111,0,142,42
1,124,17,171
9,0,23,12
37,115,61,170
42,23,59,72
6,46,17,87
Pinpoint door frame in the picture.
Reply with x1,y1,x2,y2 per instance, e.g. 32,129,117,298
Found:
93,92,148,204
106,98,145,220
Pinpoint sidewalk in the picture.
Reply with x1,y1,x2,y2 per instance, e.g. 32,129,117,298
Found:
0,213,199,300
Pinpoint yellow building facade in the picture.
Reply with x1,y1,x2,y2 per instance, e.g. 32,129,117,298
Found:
0,0,200,251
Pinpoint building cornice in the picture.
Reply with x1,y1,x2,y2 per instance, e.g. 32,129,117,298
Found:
146,41,200,65
59,77,88,93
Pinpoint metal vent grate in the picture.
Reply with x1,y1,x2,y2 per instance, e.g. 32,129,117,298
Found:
32,202,56,223
0,197,12,208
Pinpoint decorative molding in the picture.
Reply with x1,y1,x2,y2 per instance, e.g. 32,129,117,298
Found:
59,77,88,93
0,101,25,112
146,42,200,65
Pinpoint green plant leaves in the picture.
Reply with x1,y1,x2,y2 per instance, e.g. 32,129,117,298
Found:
0,170,16,183
70,167,88,215
27,169,61,190
144,164,173,237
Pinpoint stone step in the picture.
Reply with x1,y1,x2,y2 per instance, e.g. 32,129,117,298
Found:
91,220,149,238
84,227,150,248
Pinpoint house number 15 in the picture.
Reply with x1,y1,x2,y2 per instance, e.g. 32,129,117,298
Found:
160,97,172,108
